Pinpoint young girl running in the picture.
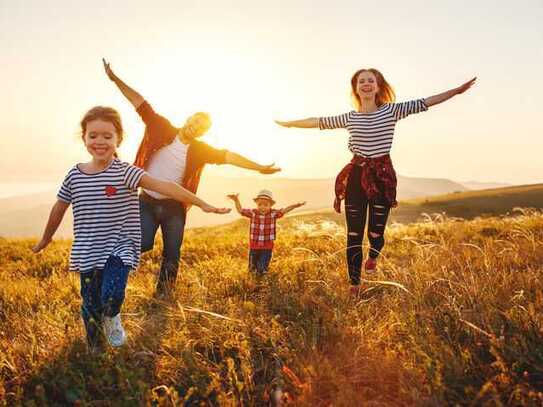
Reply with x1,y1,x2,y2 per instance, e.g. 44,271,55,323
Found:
32,106,229,351
276,69,476,295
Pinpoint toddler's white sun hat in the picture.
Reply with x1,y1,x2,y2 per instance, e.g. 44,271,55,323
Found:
253,189,275,205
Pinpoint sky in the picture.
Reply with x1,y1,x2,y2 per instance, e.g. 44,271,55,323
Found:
1,0,542,185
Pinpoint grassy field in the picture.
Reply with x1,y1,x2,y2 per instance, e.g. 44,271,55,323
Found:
1,207,543,405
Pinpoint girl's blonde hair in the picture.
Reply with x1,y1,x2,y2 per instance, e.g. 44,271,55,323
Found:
351,68,396,109
80,106,124,145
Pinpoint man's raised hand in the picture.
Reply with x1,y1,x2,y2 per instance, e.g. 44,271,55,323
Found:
259,164,281,175
102,58,116,81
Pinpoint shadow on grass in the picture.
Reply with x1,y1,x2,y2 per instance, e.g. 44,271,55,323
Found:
14,295,171,406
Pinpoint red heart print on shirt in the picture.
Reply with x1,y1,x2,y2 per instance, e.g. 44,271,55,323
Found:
105,185,117,197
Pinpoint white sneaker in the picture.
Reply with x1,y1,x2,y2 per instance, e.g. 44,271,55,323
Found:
103,314,126,347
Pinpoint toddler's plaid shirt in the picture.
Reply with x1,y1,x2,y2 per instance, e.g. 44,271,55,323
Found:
241,209,284,249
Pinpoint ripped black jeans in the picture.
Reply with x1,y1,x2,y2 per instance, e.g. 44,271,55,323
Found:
345,165,391,285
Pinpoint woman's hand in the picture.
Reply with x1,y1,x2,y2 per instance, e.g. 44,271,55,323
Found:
32,238,51,253
259,163,281,174
425,76,477,107
274,120,291,128
200,204,231,214
102,58,117,81
455,77,477,95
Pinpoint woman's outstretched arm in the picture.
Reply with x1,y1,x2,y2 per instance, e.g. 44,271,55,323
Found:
424,77,477,107
102,58,145,109
275,118,320,128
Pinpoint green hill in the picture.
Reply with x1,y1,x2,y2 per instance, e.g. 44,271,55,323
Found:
404,183,543,219
282,183,543,227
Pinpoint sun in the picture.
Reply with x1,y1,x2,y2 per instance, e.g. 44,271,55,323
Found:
116,51,289,169
205,109,280,166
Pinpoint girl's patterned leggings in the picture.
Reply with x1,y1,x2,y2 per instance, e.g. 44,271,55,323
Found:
79,255,130,349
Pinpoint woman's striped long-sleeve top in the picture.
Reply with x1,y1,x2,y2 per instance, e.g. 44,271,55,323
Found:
318,99,428,157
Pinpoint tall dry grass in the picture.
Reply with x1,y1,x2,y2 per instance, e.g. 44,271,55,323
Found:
1,210,542,405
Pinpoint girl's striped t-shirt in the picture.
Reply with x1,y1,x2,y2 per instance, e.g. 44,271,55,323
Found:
57,159,145,273
319,99,428,157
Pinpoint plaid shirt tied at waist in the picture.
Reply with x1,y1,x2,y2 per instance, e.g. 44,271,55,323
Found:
334,154,398,213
